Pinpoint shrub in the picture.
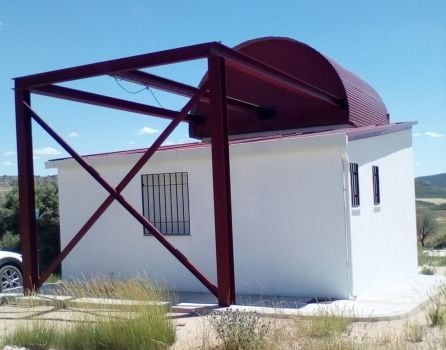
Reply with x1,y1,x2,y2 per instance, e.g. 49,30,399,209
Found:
404,322,424,343
209,309,271,350
0,231,21,250
421,265,436,275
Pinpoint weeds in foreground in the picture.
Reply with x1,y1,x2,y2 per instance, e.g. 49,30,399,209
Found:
295,310,352,338
426,286,446,327
404,321,424,343
209,309,271,350
2,275,175,350
57,306,174,350
3,321,57,350
46,273,62,283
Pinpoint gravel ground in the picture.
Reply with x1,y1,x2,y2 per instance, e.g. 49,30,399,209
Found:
2,270,446,349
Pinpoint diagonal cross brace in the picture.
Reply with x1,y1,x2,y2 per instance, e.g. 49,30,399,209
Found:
23,85,218,296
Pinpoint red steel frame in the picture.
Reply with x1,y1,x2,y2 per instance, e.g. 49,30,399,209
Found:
14,42,343,306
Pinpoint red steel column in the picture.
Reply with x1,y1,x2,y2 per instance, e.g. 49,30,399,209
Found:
208,55,236,306
15,86,39,292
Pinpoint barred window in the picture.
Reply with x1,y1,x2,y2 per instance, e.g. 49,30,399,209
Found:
141,172,190,235
350,163,360,207
372,166,380,205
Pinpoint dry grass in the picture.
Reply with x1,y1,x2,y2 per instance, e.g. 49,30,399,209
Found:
403,321,424,343
3,275,446,349
172,283,446,350
295,309,353,339
2,275,175,350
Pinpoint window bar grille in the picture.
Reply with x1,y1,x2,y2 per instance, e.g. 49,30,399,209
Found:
350,163,360,207
164,174,168,233
373,166,380,205
142,172,190,235
175,173,179,232
184,173,190,234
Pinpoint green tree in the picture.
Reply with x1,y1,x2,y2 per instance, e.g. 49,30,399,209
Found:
0,186,19,237
0,182,60,271
416,212,438,247
35,182,61,271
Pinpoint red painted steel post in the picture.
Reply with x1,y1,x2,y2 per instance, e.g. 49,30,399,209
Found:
15,87,39,292
208,55,236,306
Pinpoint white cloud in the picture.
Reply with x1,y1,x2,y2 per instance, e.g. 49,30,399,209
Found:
68,131,79,138
3,150,16,156
137,126,159,135
33,147,62,156
161,138,196,146
128,141,135,145
425,131,444,138
413,131,444,138
33,156,42,160
2,160,14,166
177,138,195,144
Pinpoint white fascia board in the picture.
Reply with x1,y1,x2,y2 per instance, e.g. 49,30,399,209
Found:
232,132,348,156
46,132,348,170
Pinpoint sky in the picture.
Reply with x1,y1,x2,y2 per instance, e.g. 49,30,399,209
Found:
0,0,445,177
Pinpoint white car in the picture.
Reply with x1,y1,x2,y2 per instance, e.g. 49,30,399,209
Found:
0,250,23,291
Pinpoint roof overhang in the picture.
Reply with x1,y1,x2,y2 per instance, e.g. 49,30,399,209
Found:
46,122,416,169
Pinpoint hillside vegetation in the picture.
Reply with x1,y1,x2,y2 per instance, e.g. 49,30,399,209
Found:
415,173,446,198
415,173,446,250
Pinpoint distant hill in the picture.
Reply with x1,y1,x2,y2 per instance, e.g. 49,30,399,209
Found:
415,173,446,198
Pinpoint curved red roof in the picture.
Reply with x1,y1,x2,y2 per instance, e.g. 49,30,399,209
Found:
190,37,389,139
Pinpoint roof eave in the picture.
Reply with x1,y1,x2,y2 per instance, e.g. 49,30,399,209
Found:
347,121,417,141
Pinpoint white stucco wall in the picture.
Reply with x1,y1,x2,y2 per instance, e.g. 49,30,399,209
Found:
54,133,351,299
347,129,418,296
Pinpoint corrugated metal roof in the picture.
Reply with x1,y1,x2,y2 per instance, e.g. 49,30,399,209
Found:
190,37,389,139
325,57,389,126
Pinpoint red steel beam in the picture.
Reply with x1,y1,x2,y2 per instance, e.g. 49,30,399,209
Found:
113,70,263,115
15,87,39,292
210,43,345,108
15,42,216,88
208,56,236,306
113,70,200,98
30,84,201,123
13,40,352,306
28,87,218,296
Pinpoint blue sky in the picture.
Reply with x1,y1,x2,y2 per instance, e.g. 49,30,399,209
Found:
0,0,445,177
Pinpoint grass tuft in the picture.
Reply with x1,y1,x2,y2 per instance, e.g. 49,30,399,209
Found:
3,321,57,350
2,274,175,350
426,286,446,327
404,321,424,343
295,309,352,338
